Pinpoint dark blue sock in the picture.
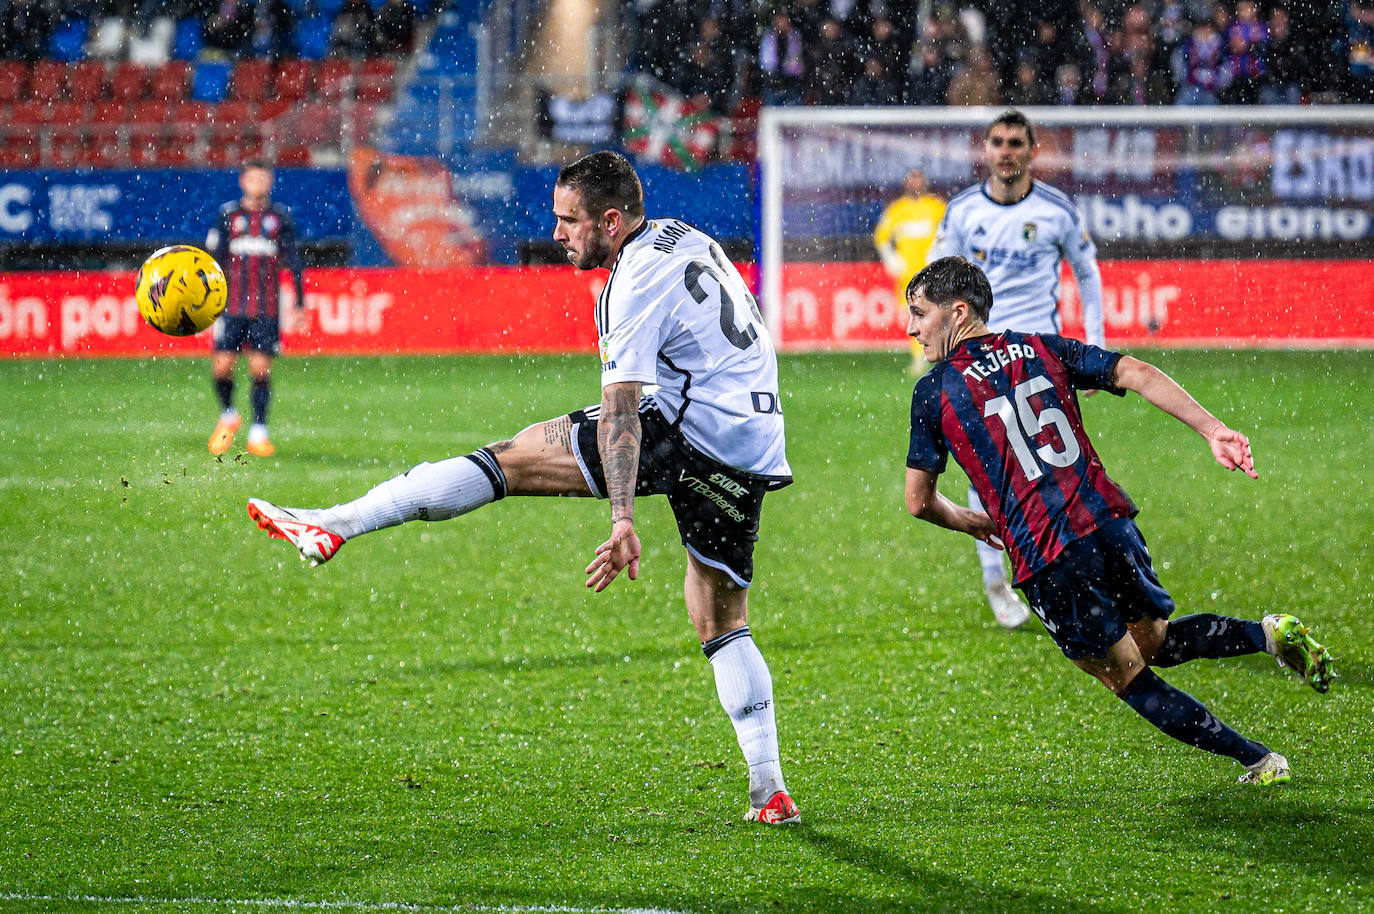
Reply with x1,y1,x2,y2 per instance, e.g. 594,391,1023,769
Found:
1152,614,1266,667
215,377,234,411
1119,668,1268,765
251,378,271,425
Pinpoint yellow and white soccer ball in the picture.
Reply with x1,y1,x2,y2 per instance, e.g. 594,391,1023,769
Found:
134,245,228,336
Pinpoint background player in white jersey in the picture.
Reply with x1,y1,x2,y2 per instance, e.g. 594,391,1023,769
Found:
244,151,801,826
927,109,1105,630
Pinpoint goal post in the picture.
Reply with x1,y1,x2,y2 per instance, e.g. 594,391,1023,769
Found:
757,105,1374,351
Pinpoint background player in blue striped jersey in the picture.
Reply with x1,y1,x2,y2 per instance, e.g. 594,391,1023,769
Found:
903,255,1333,785
206,160,306,458
927,110,1105,629
244,152,800,825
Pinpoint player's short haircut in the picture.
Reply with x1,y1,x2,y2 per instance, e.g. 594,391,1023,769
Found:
987,109,1035,146
556,151,645,220
906,256,993,322
242,159,272,173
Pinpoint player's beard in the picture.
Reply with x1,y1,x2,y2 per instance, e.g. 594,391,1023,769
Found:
570,228,613,271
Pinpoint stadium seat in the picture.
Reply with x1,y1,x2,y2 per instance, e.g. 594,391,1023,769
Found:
129,132,164,165
150,61,191,101
171,100,212,123
208,101,259,149
0,62,26,104
356,58,396,101
89,17,127,59
48,18,90,62
316,59,353,99
191,61,231,102
292,101,339,145
204,136,263,166
172,17,204,60
296,16,333,60
76,123,123,167
0,138,39,168
128,16,175,66
9,100,47,139
89,100,124,125
275,144,312,165
110,62,149,104
273,59,313,102
66,61,107,103
48,101,87,131
229,59,272,101
29,61,64,101
130,100,172,124
257,98,292,121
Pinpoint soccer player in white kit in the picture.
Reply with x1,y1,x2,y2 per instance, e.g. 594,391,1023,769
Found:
927,110,1105,630
244,151,801,825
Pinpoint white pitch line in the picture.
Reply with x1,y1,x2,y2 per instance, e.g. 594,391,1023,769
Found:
0,894,692,914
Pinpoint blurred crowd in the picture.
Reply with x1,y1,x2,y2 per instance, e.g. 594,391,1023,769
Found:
626,0,1373,110
0,0,425,62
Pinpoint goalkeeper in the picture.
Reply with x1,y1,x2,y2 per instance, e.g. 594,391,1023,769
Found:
873,168,945,375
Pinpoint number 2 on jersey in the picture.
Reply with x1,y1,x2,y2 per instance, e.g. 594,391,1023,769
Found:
683,245,763,351
982,376,1081,480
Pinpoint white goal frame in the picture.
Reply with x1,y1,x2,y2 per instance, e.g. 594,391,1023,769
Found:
756,105,1374,350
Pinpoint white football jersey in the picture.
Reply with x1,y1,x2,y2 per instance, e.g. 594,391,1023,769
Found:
597,218,791,481
928,181,1104,346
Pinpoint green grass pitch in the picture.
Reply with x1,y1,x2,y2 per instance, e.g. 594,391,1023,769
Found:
0,350,1371,914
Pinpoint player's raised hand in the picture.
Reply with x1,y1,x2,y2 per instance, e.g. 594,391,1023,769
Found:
1208,426,1258,479
585,518,642,592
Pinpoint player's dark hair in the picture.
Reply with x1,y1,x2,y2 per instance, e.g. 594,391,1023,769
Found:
556,151,645,220
242,159,272,173
906,256,993,322
987,109,1035,146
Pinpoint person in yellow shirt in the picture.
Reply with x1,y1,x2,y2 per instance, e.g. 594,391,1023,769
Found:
873,169,946,374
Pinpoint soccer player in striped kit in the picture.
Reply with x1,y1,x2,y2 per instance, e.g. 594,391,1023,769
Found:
903,255,1333,785
928,109,1105,629
205,160,305,458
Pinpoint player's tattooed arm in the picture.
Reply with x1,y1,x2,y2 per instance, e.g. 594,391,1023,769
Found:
598,381,643,523
587,381,644,592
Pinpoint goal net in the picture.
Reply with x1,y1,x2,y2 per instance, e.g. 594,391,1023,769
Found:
757,106,1374,351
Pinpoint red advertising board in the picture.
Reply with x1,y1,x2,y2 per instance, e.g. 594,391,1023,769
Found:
0,261,1370,359
0,266,603,358
778,260,1374,349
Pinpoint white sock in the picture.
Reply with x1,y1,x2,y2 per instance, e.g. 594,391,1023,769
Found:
248,423,269,444
704,627,786,806
322,450,507,540
968,485,1008,586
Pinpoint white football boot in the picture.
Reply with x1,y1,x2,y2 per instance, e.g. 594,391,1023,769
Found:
247,498,346,566
986,580,1031,629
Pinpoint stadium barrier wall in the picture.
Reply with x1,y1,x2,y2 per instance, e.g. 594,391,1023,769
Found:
1,260,1370,359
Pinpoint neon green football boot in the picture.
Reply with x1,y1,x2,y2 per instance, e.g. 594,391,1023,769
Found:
1262,614,1334,693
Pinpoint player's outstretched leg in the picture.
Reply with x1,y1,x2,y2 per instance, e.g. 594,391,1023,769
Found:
1149,613,1267,666
1262,614,1335,693
246,449,509,565
246,416,598,566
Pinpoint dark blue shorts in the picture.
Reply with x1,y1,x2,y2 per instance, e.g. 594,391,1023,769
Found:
1018,517,1175,660
213,315,280,355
